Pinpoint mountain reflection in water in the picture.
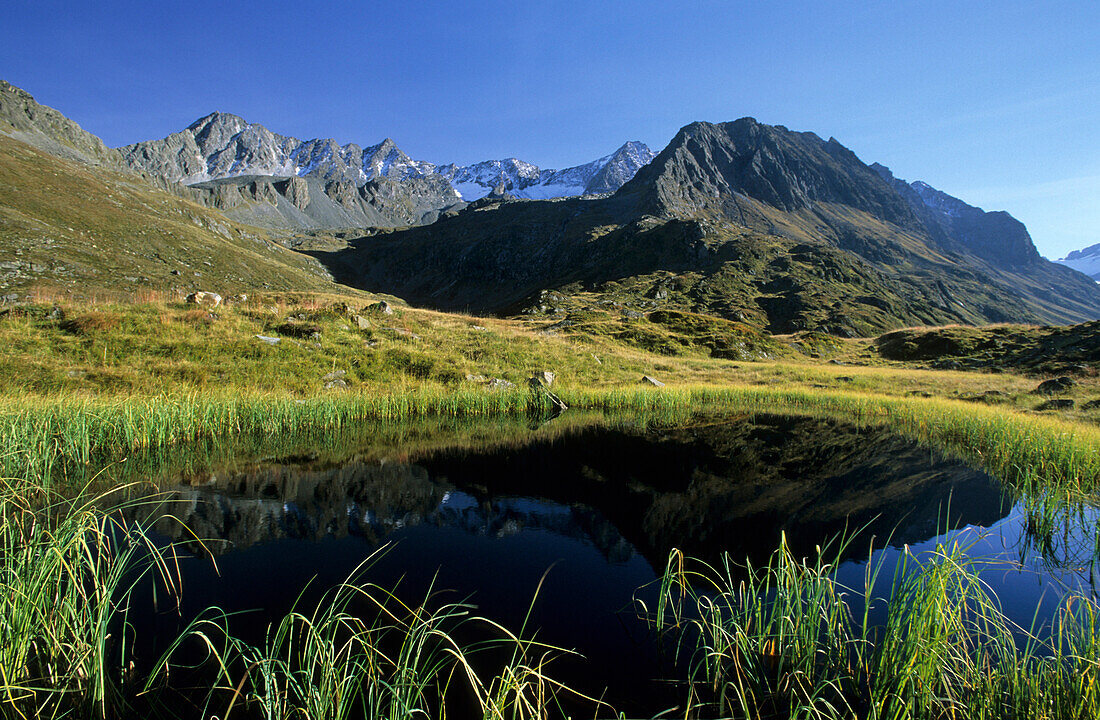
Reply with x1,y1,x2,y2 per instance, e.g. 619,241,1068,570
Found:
142,414,1008,569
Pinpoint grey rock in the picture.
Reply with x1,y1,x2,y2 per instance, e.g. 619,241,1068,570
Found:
368,301,394,315
640,375,665,387
486,378,515,390
352,315,371,331
1034,376,1076,395
186,291,222,307
528,371,555,387
254,335,281,345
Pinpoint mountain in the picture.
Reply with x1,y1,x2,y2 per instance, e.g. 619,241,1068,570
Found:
120,113,655,228
1056,243,1100,281
436,141,657,200
120,111,438,186
0,83,343,298
0,80,122,168
317,118,1100,335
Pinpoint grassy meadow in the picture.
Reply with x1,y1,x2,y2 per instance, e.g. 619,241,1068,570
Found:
1,289,1099,718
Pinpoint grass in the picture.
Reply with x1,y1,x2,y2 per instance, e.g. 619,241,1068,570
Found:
0,481,179,719
10,380,1100,494
646,535,1100,719
0,135,338,300
0,484,591,720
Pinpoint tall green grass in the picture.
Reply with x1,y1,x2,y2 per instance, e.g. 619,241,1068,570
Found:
1,485,591,720
0,481,179,719
3,384,1096,496
145,555,587,720
646,536,1100,719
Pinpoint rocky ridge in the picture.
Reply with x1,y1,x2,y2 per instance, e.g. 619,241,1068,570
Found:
0,80,122,168
119,111,656,228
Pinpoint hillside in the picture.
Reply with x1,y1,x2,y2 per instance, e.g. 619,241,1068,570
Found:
0,80,122,168
0,133,342,298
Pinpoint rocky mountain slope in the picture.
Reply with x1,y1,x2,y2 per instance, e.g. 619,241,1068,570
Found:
119,112,655,228
0,80,122,168
320,118,1100,334
1056,243,1100,280
4,78,1097,335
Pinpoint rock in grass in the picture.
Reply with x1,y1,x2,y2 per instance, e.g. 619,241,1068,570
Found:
323,369,348,389
254,334,280,345
352,315,371,331
640,375,665,387
186,291,222,308
1036,398,1074,411
1034,376,1076,395
1082,399,1100,410
486,378,515,390
367,300,394,315
528,371,555,387
275,321,322,338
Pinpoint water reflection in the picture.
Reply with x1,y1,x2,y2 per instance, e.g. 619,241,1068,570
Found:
118,413,1084,715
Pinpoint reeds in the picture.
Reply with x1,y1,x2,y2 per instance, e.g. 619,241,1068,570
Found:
0,480,179,719
146,556,583,720
647,535,1100,719
3,383,1096,496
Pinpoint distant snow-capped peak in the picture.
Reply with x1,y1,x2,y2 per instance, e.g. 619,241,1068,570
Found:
436,141,658,201
120,114,656,200
1055,242,1100,281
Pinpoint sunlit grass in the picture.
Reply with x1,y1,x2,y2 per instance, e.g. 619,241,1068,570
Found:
647,536,1100,719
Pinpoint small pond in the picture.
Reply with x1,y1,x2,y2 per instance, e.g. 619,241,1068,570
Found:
114,412,1099,717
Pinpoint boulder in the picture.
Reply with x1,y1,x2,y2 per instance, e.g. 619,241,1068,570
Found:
254,335,280,345
367,300,394,315
323,369,348,390
640,375,665,387
186,291,222,308
1036,398,1074,411
486,378,515,390
528,371,555,387
275,321,322,338
352,315,371,331
1034,376,1076,395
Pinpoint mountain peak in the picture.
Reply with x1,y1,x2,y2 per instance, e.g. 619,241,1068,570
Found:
622,117,915,224
187,111,247,132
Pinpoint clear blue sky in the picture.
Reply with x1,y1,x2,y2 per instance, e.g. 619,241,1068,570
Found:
2,1,1097,258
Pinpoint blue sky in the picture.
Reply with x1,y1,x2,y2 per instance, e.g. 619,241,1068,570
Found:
2,1,1097,258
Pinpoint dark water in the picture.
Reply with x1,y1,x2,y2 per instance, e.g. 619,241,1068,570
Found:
121,413,1099,717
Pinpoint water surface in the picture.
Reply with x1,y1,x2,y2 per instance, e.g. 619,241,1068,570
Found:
121,412,1099,717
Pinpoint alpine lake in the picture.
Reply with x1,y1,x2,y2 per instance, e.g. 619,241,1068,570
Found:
93,409,1099,719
